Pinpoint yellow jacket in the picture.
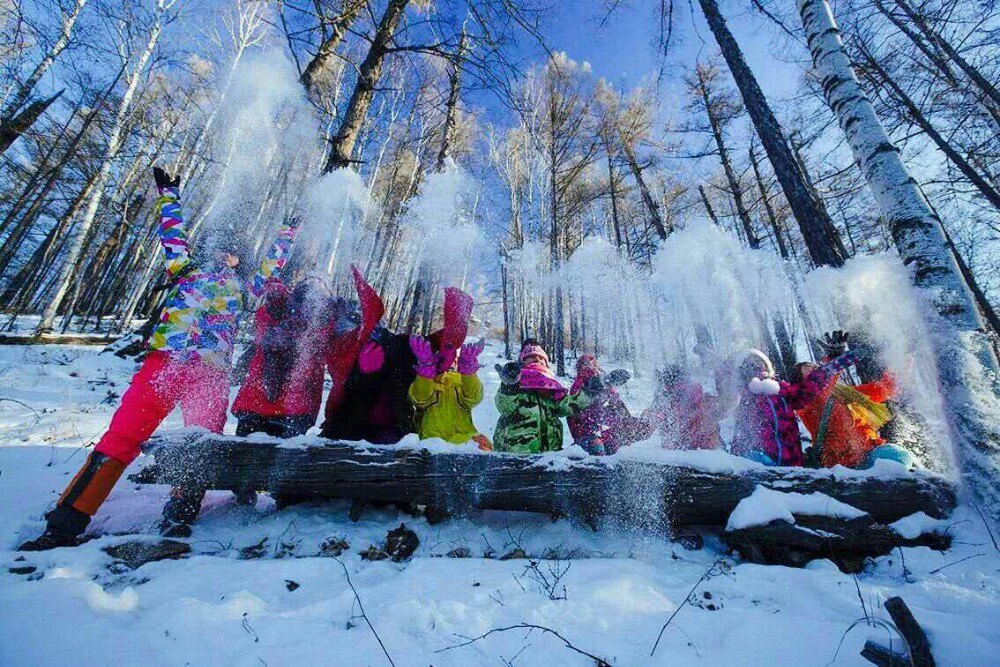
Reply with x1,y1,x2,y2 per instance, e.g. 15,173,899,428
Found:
409,372,483,444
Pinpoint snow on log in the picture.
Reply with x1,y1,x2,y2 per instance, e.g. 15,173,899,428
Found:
722,488,951,572
134,431,958,530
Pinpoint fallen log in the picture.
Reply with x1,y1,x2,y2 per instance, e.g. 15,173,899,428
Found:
133,432,958,530
723,514,951,572
0,333,117,346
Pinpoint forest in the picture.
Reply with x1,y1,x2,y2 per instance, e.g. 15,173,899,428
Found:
0,0,999,665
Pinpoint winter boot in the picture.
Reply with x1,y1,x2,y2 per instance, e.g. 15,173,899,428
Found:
159,486,205,538
18,451,126,551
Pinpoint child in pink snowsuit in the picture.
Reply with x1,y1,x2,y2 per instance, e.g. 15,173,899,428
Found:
730,348,863,466
567,355,642,455
19,167,296,550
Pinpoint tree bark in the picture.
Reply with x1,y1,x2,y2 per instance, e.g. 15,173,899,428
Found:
0,90,64,154
749,145,789,258
34,3,167,335
698,0,847,267
621,139,669,240
323,0,409,172
435,27,468,170
799,0,1000,521
300,0,365,95
136,433,958,529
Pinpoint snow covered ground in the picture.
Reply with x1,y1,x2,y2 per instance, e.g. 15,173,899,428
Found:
1,343,998,666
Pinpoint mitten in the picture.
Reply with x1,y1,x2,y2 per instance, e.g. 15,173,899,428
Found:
605,369,631,387
457,339,486,375
153,166,180,190
358,341,385,374
409,335,437,378
496,361,522,386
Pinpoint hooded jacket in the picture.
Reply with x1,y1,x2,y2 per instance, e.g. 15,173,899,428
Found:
149,186,295,366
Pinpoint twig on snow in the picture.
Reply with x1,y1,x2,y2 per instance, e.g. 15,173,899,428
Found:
972,502,1000,555
928,552,986,575
335,558,395,667
650,558,724,655
436,623,612,666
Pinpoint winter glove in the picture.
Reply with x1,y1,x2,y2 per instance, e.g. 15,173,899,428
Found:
825,348,868,373
457,339,486,375
357,341,385,374
582,375,605,397
749,377,781,396
818,330,849,358
153,166,180,190
605,369,631,387
496,361,522,386
409,335,437,379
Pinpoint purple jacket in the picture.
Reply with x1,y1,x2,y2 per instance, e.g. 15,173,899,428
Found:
732,352,859,466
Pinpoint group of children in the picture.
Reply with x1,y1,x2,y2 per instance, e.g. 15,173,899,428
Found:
16,166,912,551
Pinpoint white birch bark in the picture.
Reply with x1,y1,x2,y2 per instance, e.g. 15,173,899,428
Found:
0,0,88,122
799,0,1000,520
36,0,171,334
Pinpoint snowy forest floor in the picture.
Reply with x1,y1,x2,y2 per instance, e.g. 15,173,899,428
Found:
0,342,998,666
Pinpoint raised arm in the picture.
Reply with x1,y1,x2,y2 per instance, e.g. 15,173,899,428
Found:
782,350,863,409
153,167,190,278
250,220,298,297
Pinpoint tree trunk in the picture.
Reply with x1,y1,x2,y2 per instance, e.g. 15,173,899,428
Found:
136,433,958,529
699,184,720,224
0,90,64,154
435,27,468,170
799,0,1000,522
621,139,668,240
299,0,365,95
323,0,409,172
0,0,87,154
749,145,789,258
854,40,1000,211
35,2,166,335
698,0,847,267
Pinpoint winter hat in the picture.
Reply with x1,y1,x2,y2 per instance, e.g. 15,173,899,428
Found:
520,343,549,365
576,354,599,372
428,287,474,371
738,348,775,385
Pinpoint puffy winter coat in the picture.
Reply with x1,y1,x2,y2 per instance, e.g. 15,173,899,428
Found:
409,372,483,444
231,282,339,420
321,330,416,444
797,372,896,468
731,352,859,466
642,381,721,450
566,368,644,454
494,385,593,454
149,186,295,365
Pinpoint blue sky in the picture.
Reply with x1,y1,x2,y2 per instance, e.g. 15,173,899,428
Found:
533,1,805,107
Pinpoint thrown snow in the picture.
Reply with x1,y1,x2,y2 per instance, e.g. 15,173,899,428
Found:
2,343,999,666
726,486,868,531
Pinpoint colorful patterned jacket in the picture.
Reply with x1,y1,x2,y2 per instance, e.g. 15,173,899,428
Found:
148,186,296,366
731,351,861,466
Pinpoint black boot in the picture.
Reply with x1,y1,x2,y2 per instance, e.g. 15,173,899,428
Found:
17,506,90,551
159,486,205,538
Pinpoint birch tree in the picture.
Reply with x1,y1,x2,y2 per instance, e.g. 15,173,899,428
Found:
799,0,1000,520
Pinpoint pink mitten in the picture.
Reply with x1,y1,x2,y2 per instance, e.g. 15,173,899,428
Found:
457,339,486,375
409,335,437,378
357,341,385,374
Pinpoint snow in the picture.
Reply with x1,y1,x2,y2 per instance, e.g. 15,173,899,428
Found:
726,487,868,531
890,512,946,540
1,343,999,665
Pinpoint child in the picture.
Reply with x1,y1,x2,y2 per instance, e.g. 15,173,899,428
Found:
793,331,907,469
408,288,491,449
730,347,864,467
19,167,297,549
493,341,602,454
231,268,381,439
642,364,722,450
567,354,639,455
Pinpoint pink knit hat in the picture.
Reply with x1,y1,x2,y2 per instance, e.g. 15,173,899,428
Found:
520,343,549,364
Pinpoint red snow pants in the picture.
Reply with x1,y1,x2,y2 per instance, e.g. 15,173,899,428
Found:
94,350,229,465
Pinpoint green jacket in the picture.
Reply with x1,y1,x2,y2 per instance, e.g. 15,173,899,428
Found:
493,385,593,454
409,372,483,444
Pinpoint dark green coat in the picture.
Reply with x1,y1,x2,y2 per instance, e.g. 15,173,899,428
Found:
493,385,593,454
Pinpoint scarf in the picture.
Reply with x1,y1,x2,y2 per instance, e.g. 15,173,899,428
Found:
518,361,567,401
832,382,893,431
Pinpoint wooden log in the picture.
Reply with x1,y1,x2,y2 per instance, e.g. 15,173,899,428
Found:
0,333,117,346
884,597,935,667
724,514,951,572
133,432,958,530
861,640,908,667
